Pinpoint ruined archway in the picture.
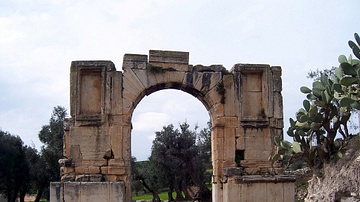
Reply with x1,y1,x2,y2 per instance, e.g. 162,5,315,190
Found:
51,50,296,202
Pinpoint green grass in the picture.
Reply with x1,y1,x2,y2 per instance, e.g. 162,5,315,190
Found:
132,185,213,201
132,192,169,201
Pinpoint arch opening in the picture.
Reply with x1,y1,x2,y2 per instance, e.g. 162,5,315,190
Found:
131,89,210,161
131,89,212,200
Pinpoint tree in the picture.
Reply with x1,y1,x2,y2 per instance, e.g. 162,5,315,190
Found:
132,158,162,202
18,146,41,202
0,131,28,202
150,122,212,201
37,106,67,200
150,124,185,201
131,121,212,201
196,121,212,184
270,33,360,172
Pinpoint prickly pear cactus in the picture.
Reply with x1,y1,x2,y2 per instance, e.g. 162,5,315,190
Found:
270,33,360,170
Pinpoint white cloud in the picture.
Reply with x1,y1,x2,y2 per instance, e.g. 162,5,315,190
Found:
132,112,170,133
0,18,25,44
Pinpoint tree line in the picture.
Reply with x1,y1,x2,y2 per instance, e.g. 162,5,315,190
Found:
0,106,66,202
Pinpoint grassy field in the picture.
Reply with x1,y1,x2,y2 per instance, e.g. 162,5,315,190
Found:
132,184,212,201
132,192,169,201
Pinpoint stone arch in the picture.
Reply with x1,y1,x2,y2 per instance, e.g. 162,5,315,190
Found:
51,50,296,202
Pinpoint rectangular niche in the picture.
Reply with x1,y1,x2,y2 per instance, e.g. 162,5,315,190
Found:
242,73,263,119
239,64,269,126
79,70,102,115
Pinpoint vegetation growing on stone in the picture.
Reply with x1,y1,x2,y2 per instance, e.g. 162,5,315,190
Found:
216,80,226,104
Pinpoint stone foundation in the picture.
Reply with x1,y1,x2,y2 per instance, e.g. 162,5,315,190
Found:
223,175,296,201
50,182,125,202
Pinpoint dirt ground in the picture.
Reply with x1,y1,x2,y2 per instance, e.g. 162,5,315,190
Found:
294,136,360,202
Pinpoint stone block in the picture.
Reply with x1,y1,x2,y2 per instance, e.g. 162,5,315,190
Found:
283,182,295,201
273,92,283,119
223,78,239,117
108,115,122,125
123,54,147,70
110,71,123,114
109,125,123,158
107,166,126,175
61,174,75,182
223,127,236,167
221,175,296,202
210,103,224,121
203,87,222,109
149,50,189,65
241,90,263,119
183,72,194,86
241,181,265,201
224,117,239,128
88,165,101,174
102,166,127,175
123,67,146,93
63,182,80,202
270,118,284,129
109,182,126,202
132,69,157,89
75,174,103,182
80,182,109,201
194,72,222,97
68,145,82,164
232,63,270,73
121,126,131,165
212,159,224,177
100,166,109,174
151,70,167,84
86,159,108,167
271,66,282,92
266,181,284,201
122,86,141,105
150,62,189,72
209,72,223,91
223,178,241,201
166,71,185,85
104,174,124,182
75,165,89,174
223,167,245,176
62,166,75,174
50,182,63,202
76,135,110,160
212,183,223,202
70,133,111,161
108,158,126,166
64,129,70,158
50,182,126,202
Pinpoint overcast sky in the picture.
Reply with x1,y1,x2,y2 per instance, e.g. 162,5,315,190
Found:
1,0,359,161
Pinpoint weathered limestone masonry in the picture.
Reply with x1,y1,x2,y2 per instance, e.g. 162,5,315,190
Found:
50,50,295,202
